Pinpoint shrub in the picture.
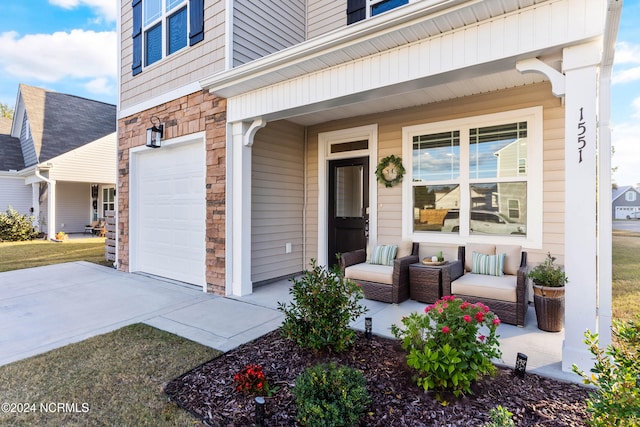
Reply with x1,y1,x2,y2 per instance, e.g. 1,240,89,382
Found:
391,296,502,401
278,259,367,353
292,363,370,427
484,405,515,427
0,207,38,242
232,364,277,397
572,315,640,427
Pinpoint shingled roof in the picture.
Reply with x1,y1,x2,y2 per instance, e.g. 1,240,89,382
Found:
0,134,24,171
19,84,116,164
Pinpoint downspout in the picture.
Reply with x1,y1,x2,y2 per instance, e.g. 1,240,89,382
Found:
302,127,308,269
34,165,56,240
596,0,622,348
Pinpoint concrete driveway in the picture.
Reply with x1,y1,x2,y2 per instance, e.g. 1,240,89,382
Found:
0,262,283,367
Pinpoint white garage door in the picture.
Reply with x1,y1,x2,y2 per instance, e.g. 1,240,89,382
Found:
132,140,206,287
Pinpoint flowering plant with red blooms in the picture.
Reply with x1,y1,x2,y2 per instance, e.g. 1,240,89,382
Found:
233,364,277,397
391,296,501,401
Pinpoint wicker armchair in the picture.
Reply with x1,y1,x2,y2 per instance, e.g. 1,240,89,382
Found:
442,245,529,327
340,242,419,303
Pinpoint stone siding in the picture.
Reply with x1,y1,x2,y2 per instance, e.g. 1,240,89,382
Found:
117,90,227,294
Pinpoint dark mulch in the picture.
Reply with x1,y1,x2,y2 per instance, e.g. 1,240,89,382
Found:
165,329,590,426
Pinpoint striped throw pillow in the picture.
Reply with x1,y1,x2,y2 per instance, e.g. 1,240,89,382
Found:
369,245,398,266
471,252,505,277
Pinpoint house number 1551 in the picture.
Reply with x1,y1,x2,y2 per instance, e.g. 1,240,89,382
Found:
577,107,586,163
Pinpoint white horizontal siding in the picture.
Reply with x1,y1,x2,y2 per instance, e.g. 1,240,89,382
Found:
0,176,32,215
233,0,306,66
251,120,305,283
55,182,91,233
48,134,116,184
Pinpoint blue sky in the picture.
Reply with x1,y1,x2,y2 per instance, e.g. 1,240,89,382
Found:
0,0,638,185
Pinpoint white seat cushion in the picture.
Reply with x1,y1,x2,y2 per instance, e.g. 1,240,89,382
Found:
344,263,394,285
451,273,517,303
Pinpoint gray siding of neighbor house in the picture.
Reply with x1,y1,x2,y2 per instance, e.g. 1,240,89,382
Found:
308,0,347,39
612,188,640,218
251,120,305,284
233,0,306,67
20,115,37,167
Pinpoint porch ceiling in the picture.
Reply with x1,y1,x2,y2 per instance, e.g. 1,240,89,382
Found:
283,68,548,126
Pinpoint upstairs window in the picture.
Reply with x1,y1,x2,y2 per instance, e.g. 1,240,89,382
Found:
347,0,411,24
132,0,204,75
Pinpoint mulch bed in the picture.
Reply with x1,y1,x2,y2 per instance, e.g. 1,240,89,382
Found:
164,329,590,426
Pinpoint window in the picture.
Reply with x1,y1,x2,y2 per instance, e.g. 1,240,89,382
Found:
625,191,637,202
347,0,413,24
143,0,187,67
102,187,115,217
132,0,204,75
403,108,542,244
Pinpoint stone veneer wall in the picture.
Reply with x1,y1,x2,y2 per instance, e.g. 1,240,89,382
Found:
117,90,227,294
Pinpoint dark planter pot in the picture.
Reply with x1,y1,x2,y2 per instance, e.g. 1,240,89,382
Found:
533,284,565,332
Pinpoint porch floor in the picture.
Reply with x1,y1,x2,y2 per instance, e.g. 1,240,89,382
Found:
235,277,580,384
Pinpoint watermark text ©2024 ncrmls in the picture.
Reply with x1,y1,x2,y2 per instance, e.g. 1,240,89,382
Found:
2,402,90,414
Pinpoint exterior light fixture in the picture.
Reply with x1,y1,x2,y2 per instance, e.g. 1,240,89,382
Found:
146,116,163,148
365,317,372,339
254,396,265,426
515,352,528,378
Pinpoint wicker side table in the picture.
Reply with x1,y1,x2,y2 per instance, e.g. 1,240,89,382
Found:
409,262,452,303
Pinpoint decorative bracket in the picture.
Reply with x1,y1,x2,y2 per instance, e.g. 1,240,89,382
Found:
516,58,566,97
243,118,267,147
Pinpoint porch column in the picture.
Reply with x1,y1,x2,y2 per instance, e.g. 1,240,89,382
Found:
561,42,601,373
31,183,40,230
47,180,57,240
228,119,266,296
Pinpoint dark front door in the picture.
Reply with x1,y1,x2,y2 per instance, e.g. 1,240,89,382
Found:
328,157,369,266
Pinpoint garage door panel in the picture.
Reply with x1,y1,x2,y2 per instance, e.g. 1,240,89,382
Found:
133,141,206,286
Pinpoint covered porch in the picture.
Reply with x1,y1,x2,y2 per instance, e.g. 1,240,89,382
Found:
202,0,620,375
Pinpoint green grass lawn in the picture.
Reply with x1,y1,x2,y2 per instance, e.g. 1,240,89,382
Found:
0,238,112,272
0,324,220,426
612,230,640,322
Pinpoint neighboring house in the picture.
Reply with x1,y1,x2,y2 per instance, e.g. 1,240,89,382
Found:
117,0,621,374
0,84,116,239
612,186,640,219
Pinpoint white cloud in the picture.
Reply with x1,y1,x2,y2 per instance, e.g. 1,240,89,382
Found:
83,77,113,95
0,30,116,83
49,0,117,22
612,116,640,187
613,42,640,85
615,42,640,65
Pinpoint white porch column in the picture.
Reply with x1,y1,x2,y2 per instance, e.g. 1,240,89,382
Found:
562,42,601,373
31,183,40,230
47,180,57,240
228,119,265,296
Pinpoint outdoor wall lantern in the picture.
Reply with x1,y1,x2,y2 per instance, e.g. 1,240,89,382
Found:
365,317,372,339
515,352,528,378
146,116,163,148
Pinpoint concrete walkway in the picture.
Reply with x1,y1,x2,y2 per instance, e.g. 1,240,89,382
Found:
0,262,579,383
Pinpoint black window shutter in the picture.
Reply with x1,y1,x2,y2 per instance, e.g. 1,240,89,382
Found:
347,0,366,25
189,0,204,46
131,0,142,75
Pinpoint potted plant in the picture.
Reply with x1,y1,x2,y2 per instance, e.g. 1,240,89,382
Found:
527,252,568,332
